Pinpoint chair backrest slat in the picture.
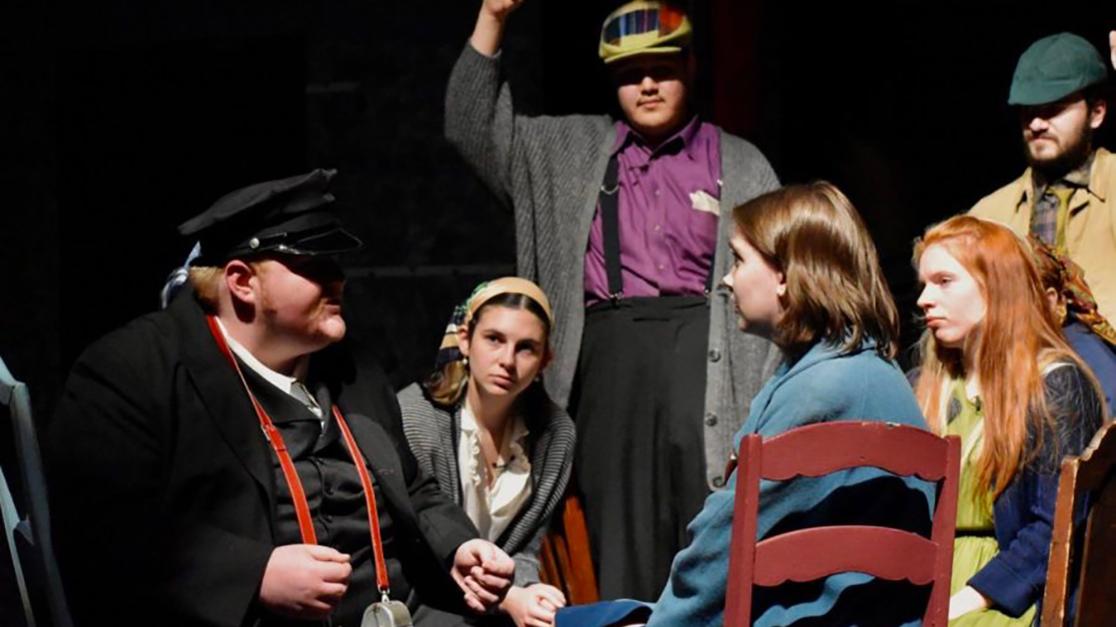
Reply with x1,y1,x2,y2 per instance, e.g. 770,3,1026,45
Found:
724,420,960,627
761,422,951,481
753,526,937,586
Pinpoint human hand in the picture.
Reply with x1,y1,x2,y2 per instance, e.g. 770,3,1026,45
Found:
500,583,567,627
472,0,526,56
1109,31,1115,70
452,539,516,613
948,585,990,620
258,544,352,620
481,0,526,22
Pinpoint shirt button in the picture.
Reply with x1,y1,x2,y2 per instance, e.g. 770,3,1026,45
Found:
712,476,725,488
705,413,718,427
654,189,661,197
658,264,665,270
708,349,722,362
653,224,661,232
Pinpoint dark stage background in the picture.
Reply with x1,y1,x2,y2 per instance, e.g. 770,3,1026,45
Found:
4,0,1115,420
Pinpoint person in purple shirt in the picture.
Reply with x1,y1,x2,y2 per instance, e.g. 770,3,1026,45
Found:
583,118,724,306
447,0,780,601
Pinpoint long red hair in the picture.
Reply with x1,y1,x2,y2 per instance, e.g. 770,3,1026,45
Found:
914,216,1085,501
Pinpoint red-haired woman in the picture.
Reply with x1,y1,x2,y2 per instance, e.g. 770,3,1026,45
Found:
914,215,1105,624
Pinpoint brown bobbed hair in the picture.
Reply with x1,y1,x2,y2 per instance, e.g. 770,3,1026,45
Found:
732,181,899,360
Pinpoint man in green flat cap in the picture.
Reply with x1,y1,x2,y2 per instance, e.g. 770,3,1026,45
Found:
970,31,1116,321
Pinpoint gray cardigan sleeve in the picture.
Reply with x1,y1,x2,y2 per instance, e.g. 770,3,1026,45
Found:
509,401,576,587
512,525,546,587
445,43,517,207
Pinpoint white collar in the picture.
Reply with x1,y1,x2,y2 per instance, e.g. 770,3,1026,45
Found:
214,317,312,403
460,399,530,473
460,399,530,442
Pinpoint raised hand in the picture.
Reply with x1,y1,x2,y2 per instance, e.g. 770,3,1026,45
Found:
482,0,526,22
1109,31,1115,70
471,0,526,56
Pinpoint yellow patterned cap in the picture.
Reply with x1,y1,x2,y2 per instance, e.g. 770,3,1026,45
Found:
599,1,692,64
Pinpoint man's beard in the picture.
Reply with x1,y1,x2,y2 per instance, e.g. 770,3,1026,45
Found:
1023,126,1093,180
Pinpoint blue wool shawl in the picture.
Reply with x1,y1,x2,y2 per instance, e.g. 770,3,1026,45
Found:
647,338,935,626
557,339,935,627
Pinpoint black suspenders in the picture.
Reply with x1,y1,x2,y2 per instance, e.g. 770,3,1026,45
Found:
599,155,624,302
596,154,718,303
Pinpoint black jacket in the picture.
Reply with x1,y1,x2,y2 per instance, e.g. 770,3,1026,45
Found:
44,291,478,627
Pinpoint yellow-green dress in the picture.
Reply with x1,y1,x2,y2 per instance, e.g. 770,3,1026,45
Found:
947,381,1036,626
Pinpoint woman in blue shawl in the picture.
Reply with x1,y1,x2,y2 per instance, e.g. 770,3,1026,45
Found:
558,182,933,626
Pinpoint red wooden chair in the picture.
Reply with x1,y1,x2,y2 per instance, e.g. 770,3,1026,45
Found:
1041,420,1116,627
724,421,960,627
539,492,600,605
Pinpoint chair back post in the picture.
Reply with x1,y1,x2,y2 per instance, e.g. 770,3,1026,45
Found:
0,357,74,627
1041,457,1080,627
923,434,960,627
1041,420,1116,627
723,434,762,627
1,464,35,626
1074,486,1116,625
538,492,600,605
1040,420,1116,627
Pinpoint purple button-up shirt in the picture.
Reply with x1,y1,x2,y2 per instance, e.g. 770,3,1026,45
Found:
584,117,722,306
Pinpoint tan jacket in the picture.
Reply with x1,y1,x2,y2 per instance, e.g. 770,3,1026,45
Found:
970,147,1116,321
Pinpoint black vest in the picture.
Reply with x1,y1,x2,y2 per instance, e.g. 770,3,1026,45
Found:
242,364,408,627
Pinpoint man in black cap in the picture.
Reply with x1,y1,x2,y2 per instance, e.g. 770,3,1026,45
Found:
970,32,1116,321
44,169,515,627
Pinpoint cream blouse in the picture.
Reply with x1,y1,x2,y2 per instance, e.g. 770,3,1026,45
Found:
457,401,533,542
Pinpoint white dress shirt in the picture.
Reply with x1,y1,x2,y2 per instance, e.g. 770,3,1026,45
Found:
214,318,324,425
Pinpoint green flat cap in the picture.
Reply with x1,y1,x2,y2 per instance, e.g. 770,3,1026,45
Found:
1009,32,1108,106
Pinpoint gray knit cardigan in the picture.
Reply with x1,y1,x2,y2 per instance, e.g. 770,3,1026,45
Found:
445,43,782,489
397,383,575,586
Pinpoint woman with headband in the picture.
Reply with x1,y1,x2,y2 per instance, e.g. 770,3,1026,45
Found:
1029,236,1116,411
400,277,575,627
